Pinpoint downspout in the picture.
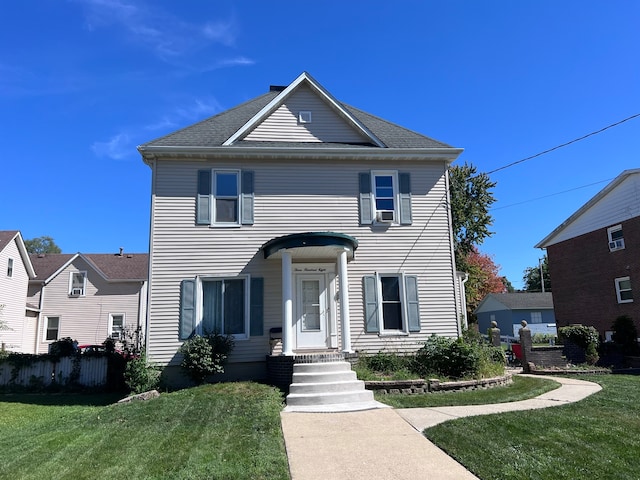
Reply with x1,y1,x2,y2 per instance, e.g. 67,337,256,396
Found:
34,281,45,354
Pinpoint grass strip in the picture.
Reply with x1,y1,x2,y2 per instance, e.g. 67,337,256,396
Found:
424,374,640,480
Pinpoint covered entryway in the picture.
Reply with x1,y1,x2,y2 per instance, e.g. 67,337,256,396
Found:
261,232,358,355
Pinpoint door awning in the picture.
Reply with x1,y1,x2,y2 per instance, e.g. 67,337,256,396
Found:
261,232,358,260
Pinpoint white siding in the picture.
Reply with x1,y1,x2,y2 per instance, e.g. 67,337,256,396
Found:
0,239,33,352
245,85,369,144
544,173,640,246
147,158,459,366
36,257,144,353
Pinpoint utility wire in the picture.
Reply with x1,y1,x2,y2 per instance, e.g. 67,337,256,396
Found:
486,113,640,175
492,178,613,211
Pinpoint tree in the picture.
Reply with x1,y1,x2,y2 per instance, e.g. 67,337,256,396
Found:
458,247,506,322
449,162,497,262
523,255,551,292
24,236,61,254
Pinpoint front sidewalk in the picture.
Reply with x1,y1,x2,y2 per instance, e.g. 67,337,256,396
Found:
280,375,602,480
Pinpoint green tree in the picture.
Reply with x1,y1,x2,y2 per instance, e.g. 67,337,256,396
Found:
523,255,551,292
449,162,497,262
24,236,61,254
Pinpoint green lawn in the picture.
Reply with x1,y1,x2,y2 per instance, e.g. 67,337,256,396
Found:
424,374,640,480
375,375,560,408
0,383,289,480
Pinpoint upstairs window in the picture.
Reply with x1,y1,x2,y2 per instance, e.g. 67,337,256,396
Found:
608,225,625,251
69,271,87,296
197,169,254,226
615,276,633,303
359,171,412,225
7,258,13,278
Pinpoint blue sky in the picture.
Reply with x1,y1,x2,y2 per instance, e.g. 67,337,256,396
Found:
2,1,639,290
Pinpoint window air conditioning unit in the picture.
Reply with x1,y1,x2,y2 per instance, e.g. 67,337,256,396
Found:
376,210,395,223
609,239,625,251
70,288,83,296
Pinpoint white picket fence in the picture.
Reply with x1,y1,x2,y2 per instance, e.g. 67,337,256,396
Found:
0,356,108,387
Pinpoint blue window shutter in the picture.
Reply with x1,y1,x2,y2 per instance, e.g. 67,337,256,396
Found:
405,275,420,332
399,172,412,225
363,275,380,333
241,170,254,225
197,170,211,225
179,279,197,340
359,172,373,225
250,277,264,336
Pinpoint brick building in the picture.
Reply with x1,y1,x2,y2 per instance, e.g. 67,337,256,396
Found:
536,169,640,339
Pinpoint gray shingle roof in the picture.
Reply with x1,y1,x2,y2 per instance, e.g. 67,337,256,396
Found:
484,292,554,310
30,253,148,282
140,87,453,150
0,230,19,252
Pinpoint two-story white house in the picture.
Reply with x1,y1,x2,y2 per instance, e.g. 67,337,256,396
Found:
0,231,37,352
28,251,148,353
138,72,465,384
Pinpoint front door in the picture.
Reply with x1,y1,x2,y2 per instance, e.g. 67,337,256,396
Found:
295,273,328,349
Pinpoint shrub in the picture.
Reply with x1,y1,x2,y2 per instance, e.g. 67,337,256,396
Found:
611,315,640,355
413,334,505,380
48,337,78,357
531,333,557,345
124,351,161,394
559,325,600,365
179,333,235,384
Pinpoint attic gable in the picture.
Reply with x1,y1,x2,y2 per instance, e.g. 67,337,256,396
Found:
223,72,385,147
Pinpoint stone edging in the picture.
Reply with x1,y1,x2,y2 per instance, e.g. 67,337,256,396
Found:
365,373,512,395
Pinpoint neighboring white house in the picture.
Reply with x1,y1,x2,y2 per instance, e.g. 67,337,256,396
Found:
28,251,148,353
0,231,37,352
138,72,465,383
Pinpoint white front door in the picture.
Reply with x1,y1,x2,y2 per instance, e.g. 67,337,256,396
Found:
295,273,328,349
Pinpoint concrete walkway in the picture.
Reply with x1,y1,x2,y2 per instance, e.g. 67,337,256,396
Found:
280,375,601,480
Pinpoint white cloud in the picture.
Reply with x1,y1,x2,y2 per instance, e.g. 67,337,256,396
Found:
91,133,132,160
202,20,237,47
76,0,243,60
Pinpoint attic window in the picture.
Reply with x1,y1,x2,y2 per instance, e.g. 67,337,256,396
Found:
298,111,312,124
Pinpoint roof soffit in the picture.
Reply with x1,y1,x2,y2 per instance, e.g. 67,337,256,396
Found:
222,72,386,148
536,169,640,248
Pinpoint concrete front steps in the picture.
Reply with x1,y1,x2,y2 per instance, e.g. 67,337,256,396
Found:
283,361,388,413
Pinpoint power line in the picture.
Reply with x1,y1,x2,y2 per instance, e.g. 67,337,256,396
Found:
486,113,640,175
492,178,613,211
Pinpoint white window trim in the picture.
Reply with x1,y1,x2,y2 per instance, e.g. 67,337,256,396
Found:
371,170,399,225
43,316,60,343
195,274,250,340
109,313,125,340
7,258,13,278
212,169,241,227
530,312,543,324
615,276,633,304
68,271,87,296
607,225,625,251
376,272,409,335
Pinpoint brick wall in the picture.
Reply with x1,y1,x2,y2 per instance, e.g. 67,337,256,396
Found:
547,216,640,337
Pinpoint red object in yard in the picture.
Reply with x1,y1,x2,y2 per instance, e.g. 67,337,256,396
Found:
511,343,522,360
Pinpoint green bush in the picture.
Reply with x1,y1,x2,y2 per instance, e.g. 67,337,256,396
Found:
531,333,557,345
48,337,78,357
124,351,160,394
413,334,505,380
179,333,235,384
559,325,600,365
611,315,640,355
